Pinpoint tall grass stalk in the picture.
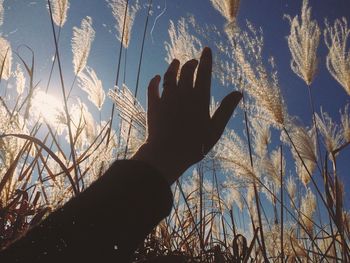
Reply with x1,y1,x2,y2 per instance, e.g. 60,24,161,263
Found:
280,144,284,262
123,0,152,158
1,1,349,261
107,0,129,147
241,91,269,262
47,0,80,193
45,28,61,93
283,125,350,259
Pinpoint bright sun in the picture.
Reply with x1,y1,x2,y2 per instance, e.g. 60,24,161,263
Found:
31,90,65,126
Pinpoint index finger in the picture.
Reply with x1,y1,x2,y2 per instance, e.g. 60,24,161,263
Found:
194,47,212,109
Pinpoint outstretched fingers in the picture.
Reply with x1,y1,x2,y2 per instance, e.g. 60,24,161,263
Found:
162,59,180,99
178,59,198,91
195,47,212,110
147,75,161,124
206,91,242,152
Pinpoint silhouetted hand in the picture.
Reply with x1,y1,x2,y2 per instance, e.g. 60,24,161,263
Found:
132,47,242,185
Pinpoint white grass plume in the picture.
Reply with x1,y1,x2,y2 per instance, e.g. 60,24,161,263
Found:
0,0,4,27
324,17,350,95
296,158,316,187
223,186,243,211
14,64,25,95
340,104,350,143
210,0,240,24
286,176,296,202
283,124,317,186
68,99,96,149
289,124,317,164
85,123,117,182
316,109,343,154
300,187,316,234
31,89,65,130
210,0,240,36
265,225,307,260
108,84,146,136
78,66,105,110
72,16,95,75
165,17,202,65
107,0,140,48
51,0,69,27
262,148,285,188
251,118,271,158
285,0,320,85
215,129,257,181
0,106,27,174
108,84,146,154
235,23,286,127
246,184,259,225
0,37,12,80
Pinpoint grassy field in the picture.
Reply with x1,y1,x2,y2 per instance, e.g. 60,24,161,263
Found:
0,0,349,262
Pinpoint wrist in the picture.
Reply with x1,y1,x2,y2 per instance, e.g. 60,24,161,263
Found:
131,143,184,185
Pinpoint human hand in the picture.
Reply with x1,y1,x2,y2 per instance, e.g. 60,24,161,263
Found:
132,47,242,185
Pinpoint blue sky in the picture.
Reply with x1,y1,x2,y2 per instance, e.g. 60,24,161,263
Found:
2,0,350,212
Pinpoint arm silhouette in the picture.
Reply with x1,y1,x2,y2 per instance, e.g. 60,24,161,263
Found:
0,47,241,262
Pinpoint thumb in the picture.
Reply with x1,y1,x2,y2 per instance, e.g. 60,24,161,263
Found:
207,91,242,151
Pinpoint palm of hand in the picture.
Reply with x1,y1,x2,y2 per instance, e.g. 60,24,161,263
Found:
134,48,242,185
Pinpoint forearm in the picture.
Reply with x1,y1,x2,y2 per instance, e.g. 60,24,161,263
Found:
132,143,186,185
0,160,173,263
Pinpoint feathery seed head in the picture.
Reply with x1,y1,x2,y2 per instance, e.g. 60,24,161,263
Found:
50,0,70,27
72,16,95,75
285,0,320,85
316,109,343,154
210,0,240,37
215,129,257,181
107,0,140,48
0,37,12,80
0,0,4,27
108,84,146,135
31,90,65,129
14,64,25,95
262,148,285,188
300,188,316,234
235,24,286,127
297,158,315,186
109,85,146,155
286,176,296,202
340,104,350,142
283,124,317,186
324,17,350,95
78,66,105,110
265,226,308,259
165,17,202,66
246,184,259,225
68,100,96,149
251,118,271,158
289,124,317,163
223,186,243,211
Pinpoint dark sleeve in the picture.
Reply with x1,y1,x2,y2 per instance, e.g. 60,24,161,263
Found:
0,160,173,263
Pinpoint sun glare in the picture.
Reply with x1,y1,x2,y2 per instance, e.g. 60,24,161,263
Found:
31,90,65,126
